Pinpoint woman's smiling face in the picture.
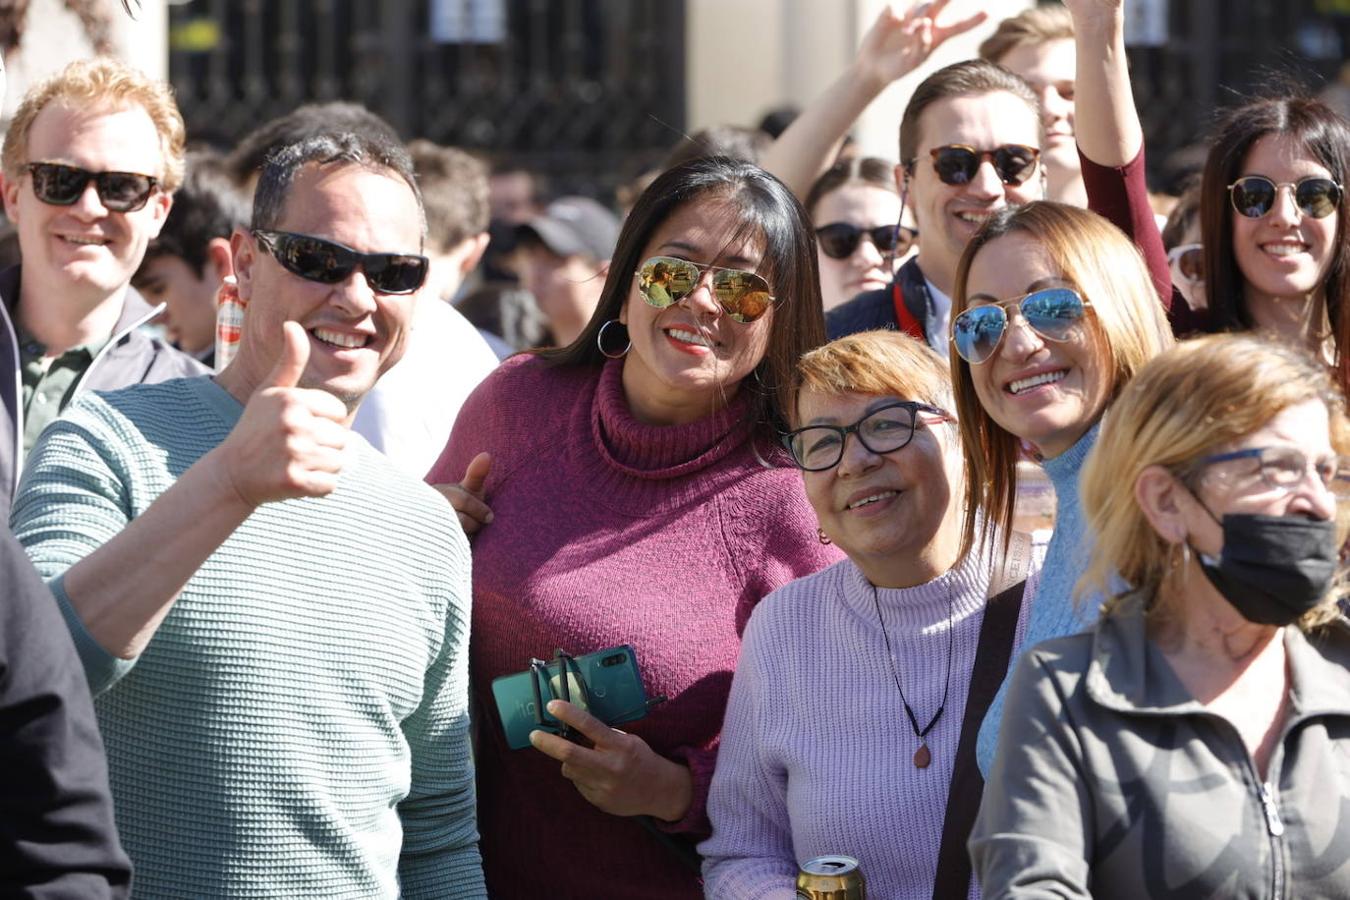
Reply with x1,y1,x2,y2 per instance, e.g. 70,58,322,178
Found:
963,231,1112,458
797,388,961,584
1233,133,1340,310
618,194,774,426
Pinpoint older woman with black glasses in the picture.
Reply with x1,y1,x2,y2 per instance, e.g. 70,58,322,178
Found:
702,330,1034,900
426,156,840,898
973,334,1350,898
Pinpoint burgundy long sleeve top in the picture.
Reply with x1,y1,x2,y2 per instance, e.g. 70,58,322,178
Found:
428,354,840,898
1079,146,1212,336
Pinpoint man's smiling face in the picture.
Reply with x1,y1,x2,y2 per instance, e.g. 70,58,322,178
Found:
905,90,1042,294
3,101,170,305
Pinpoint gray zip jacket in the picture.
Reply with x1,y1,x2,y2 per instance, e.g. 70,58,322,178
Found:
971,589,1350,899
0,264,207,511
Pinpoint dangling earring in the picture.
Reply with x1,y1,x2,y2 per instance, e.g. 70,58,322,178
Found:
596,319,630,359
817,528,832,546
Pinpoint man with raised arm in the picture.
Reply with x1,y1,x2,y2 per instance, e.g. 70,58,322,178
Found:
10,131,485,899
759,3,1046,355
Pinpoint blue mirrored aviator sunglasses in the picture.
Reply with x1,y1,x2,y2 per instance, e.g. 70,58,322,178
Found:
950,287,1091,366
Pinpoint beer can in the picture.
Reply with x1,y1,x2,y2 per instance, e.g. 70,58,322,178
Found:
796,855,865,900
214,276,246,372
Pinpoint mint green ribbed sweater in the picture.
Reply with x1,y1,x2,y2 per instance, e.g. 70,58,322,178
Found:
10,376,485,899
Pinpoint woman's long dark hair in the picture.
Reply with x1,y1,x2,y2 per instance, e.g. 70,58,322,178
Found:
539,155,827,436
1200,96,1350,387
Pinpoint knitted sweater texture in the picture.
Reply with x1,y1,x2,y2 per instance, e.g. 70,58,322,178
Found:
975,422,1102,776
427,355,840,899
10,376,485,899
701,552,1031,900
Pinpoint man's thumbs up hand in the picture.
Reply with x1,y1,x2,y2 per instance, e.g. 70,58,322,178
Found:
262,318,311,390
215,321,351,507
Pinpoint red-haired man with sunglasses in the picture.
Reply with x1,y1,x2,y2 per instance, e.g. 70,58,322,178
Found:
0,58,205,512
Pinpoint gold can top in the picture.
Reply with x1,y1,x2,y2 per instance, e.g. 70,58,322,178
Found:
796,855,865,900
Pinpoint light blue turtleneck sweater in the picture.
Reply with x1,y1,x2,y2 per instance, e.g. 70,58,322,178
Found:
975,422,1104,776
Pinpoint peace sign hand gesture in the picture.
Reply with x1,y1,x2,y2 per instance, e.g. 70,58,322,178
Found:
856,0,988,91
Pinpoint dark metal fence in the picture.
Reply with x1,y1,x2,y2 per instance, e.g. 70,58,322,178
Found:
167,0,686,201
1121,0,1350,189
169,0,1350,200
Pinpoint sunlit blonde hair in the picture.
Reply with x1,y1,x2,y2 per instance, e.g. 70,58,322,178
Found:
978,5,1074,64
1080,333,1350,631
951,201,1174,559
3,57,186,191
789,329,955,428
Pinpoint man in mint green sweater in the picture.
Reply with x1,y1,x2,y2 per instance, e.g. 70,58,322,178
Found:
10,131,485,898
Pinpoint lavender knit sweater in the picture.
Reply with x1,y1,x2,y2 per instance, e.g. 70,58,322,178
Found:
428,355,840,899
701,552,1032,900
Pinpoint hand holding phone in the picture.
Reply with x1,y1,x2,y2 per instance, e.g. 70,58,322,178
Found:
491,645,651,750
529,697,694,822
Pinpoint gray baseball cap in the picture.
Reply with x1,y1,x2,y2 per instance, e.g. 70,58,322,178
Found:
518,196,620,262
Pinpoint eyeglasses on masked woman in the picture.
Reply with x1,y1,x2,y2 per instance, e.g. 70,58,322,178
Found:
1181,444,1350,501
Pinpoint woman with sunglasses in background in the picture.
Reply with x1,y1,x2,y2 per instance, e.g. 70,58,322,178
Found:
1070,0,1350,362
1200,100,1350,373
973,334,1350,898
804,157,910,311
1161,182,1205,311
702,330,1034,899
947,202,1174,775
425,156,839,898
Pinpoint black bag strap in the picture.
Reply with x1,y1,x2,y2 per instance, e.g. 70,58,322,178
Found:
634,816,704,875
931,578,1025,900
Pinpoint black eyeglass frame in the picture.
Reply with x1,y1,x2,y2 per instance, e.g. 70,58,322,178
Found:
780,400,952,472
252,228,430,295
26,161,159,212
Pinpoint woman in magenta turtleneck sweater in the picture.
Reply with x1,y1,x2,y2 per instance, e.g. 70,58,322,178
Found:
427,156,841,898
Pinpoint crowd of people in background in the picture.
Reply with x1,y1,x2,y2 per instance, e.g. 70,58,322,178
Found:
6,0,1350,897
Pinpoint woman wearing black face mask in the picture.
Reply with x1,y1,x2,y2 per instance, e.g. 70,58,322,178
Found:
972,333,1350,899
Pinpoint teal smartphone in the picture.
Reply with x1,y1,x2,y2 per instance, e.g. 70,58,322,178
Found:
491,645,650,750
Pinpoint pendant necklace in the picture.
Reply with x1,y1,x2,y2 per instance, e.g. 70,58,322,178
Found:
871,581,953,769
